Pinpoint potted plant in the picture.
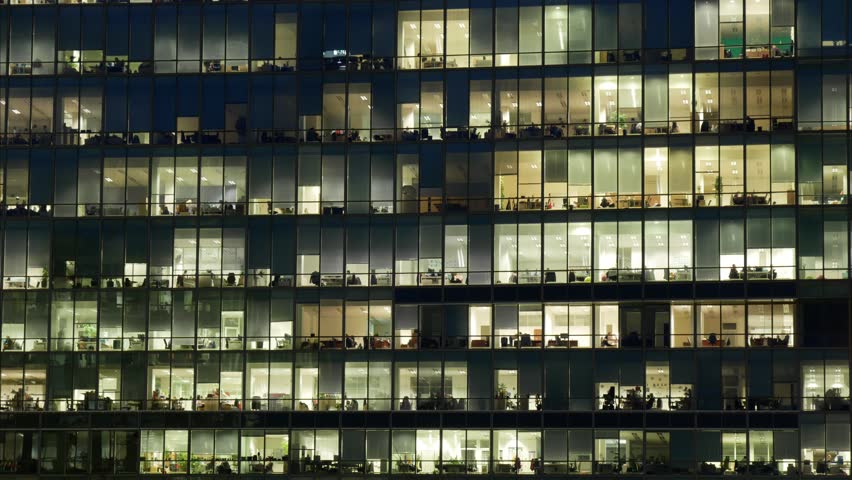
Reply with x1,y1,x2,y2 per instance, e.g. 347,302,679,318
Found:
714,176,722,205
443,458,464,474
495,383,509,410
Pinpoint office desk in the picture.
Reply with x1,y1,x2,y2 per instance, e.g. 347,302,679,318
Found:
519,271,541,284
197,399,220,411
419,274,441,285
440,464,470,474
745,269,775,280
547,338,579,348
543,464,570,474
11,63,32,75
269,396,292,411
517,199,542,211
670,196,690,207
422,58,444,69
618,271,644,282
320,275,344,287
673,269,692,281
617,196,643,209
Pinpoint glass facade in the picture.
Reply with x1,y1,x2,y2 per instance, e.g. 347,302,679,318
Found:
0,0,849,477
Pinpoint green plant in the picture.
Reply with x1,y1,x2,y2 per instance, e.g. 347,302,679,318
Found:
608,112,627,124
79,323,97,339
497,383,509,397
714,176,722,194
190,460,206,474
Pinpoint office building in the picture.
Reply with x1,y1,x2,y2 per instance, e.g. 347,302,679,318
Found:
0,0,849,477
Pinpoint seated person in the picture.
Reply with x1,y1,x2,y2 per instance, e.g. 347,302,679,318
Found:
601,332,617,347
728,264,740,280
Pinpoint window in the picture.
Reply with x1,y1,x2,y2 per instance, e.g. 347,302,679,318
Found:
140,430,188,474
698,304,746,347
803,361,850,411
239,431,288,474
747,303,794,347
